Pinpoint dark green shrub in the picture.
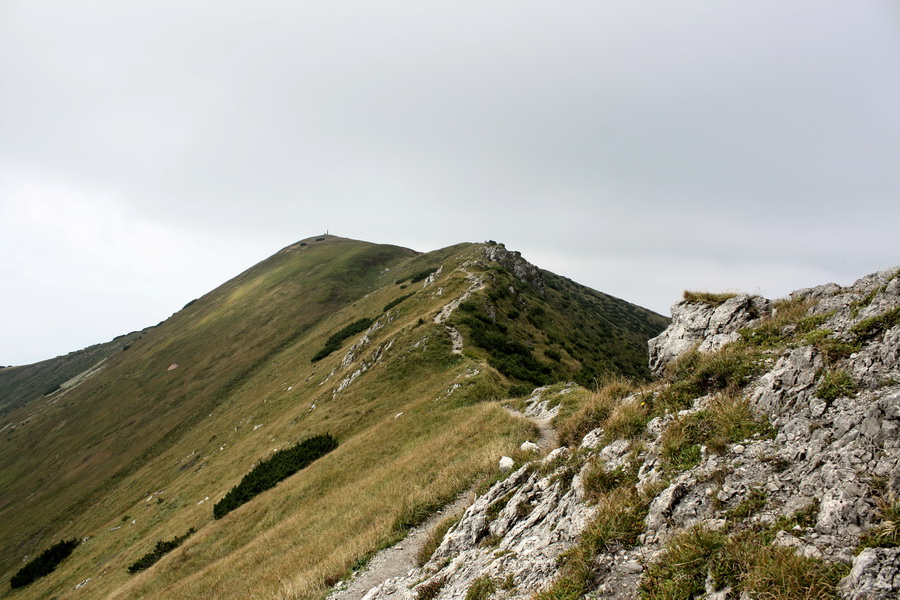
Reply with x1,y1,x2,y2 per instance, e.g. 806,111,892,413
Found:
127,528,195,574
507,383,534,398
544,348,562,361
383,293,414,312
10,539,79,588
398,267,439,285
311,318,374,362
213,434,338,519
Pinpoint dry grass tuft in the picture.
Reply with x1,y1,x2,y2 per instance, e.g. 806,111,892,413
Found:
555,376,636,447
682,291,738,307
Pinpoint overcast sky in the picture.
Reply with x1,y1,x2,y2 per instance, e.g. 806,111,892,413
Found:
2,1,899,366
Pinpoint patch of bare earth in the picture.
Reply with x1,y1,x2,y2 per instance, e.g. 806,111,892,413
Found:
327,494,473,600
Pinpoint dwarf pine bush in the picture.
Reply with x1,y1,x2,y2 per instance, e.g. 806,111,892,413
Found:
213,434,338,519
10,539,79,588
311,319,374,362
127,528,195,574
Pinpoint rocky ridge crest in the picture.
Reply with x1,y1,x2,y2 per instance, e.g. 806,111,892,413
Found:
358,266,900,600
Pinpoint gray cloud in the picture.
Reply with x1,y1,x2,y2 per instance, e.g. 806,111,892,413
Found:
2,1,899,364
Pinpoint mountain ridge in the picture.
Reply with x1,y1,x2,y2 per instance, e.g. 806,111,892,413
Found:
0,237,668,600
353,265,899,600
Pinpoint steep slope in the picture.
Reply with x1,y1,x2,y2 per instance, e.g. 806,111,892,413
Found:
0,237,667,600
360,266,900,600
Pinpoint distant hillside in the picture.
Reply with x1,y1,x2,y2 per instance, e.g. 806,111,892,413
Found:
0,236,667,600
0,330,144,417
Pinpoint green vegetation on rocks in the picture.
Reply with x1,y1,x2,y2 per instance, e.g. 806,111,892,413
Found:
656,346,764,412
682,291,738,306
641,526,849,600
815,369,858,402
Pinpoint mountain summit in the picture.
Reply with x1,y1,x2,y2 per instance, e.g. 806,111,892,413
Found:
0,237,667,599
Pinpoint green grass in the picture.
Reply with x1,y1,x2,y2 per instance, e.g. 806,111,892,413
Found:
641,526,726,600
725,489,767,522
660,394,771,474
656,345,765,412
772,500,820,533
554,377,635,447
641,526,849,600
682,291,738,306
465,575,496,600
815,369,858,402
851,306,900,342
737,298,816,349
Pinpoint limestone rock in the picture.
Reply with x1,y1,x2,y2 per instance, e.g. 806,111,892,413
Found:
840,548,900,600
648,294,768,376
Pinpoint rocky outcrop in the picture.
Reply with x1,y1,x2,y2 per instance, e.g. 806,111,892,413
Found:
358,266,900,600
647,294,769,376
360,449,595,600
482,244,546,297
840,548,900,600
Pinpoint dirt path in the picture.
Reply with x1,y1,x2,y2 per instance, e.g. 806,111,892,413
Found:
327,397,559,600
531,413,559,451
505,406,558,452
327,494,473,600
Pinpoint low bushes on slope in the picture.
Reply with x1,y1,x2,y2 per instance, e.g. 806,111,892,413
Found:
213,434,338,519
383,292,414,312
10,538,79,588
311,319,374,362
395,267,439,285
127,528,195,574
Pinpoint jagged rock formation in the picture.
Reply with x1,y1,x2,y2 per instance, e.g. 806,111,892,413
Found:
482,243,546,297
647,295,769,376
361,266,900,600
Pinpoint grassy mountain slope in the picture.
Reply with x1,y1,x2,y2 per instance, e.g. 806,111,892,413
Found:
0,330,145,417
0,237,667,600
